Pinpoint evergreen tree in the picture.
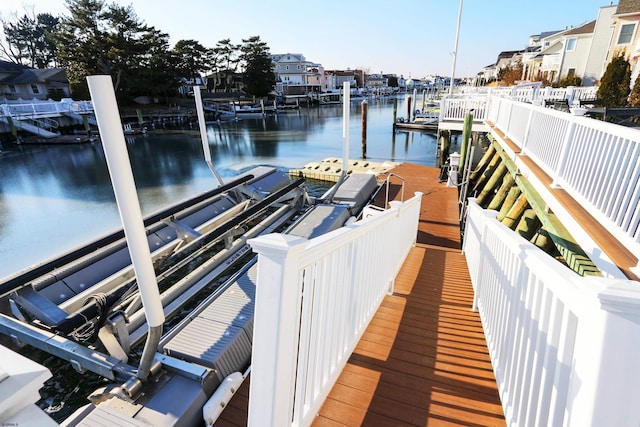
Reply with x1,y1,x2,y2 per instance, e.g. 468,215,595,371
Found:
0,11,59,68
172,39,211,83
597,53,631,107
240,36,274,97
213,39,239,92
55,0,171,100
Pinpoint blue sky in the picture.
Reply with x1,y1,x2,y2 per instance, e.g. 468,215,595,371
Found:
0,0,614,78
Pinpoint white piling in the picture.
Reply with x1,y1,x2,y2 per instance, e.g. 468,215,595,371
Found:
86,75,165,330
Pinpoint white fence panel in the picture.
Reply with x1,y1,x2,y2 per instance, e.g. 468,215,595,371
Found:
463,200,640,426
248,193,422,427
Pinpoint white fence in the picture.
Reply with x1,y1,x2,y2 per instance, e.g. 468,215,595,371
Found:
247,193,422,427
450,84,598,105
0,98,93,119
463,200,640,426
486,95,640,264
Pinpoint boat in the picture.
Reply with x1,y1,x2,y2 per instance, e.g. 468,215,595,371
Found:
393,116,439,132
123,123,146,135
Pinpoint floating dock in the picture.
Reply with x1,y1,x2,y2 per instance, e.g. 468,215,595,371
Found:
289,157,400,182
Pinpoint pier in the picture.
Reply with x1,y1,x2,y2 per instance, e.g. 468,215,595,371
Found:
216,163,505,426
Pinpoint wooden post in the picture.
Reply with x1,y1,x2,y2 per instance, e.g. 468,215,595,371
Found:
136,109,144,126
515,209,541,240
471,152,501,194
459,112,473,173
82,114,91,134
439,130,451,167
392,98,398,124
6,115,18,141
476,163,507,207
530,228,555,253
407,96,412,122
501,193,529,229
497,186,522,221
470,143,496,181
487,172,515,211
361,99,368,159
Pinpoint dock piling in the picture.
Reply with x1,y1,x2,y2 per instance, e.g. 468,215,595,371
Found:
361,99,368,159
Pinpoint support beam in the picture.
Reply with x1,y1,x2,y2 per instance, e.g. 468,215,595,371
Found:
489,135,601,277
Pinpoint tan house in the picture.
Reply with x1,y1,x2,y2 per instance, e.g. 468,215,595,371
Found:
271,53,323,95
606,0,640,84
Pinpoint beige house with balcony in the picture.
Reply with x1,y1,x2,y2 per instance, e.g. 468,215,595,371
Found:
606,0,640,84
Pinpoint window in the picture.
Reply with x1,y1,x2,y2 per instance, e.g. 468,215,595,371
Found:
567,68,576,78
30,84,40,94
566,38,577,51
7,84,18,93
618,23,635,44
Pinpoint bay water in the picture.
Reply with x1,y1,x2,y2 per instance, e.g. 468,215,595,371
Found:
0,96,444,280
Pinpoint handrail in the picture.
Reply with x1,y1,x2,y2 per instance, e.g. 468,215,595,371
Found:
247,192,422,427
463,199,640,426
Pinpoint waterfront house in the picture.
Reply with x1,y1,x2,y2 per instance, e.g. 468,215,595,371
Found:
583,4,617,86
323,70,364,92
0,60,70,101
607,0,640,84
272,53,322,95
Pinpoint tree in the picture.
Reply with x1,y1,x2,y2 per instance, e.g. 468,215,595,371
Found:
172,39,211,82
597,53,631,107
213,38,239,92
239,36,274,97
55,0,173,101
498,62,523,86
0,10,59,68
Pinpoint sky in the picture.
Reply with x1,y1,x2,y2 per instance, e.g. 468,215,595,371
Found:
0,0,616,78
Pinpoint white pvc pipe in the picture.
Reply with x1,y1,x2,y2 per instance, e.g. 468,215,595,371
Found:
342,81,350,173
450,0,464,95
194,86,225,186
86,75,165,329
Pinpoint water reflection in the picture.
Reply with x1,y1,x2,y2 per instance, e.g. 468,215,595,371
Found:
0,97,438,279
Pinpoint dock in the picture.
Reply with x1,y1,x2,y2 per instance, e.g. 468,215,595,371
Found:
216,162,505,426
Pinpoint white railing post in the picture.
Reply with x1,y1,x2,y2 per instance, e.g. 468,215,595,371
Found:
519,106,535,155
247,234,308,427
550,116,577,188
568,278,640,426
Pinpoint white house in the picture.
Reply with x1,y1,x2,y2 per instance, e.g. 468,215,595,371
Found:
271,53,323,96
583,4,617,86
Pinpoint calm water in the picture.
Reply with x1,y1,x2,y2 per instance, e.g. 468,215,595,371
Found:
0,96,444,280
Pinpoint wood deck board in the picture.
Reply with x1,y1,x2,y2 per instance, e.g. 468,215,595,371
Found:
216,163,505,426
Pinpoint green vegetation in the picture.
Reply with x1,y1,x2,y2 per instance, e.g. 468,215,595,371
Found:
597,52,631,107
0,0,275,102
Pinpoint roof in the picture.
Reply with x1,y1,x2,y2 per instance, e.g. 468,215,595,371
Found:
616,0,640,14
564,20,596,35
0,60,29,73
540,30,562,39
1,68,68,84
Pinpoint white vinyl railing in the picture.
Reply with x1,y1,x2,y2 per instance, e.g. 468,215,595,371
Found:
0,98,94,119
450,84,598,106
463,200,640,427
247,193,422,427
486,95,640,261
440,96,489,122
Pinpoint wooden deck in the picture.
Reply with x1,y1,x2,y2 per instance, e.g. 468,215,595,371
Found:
216,163,505,426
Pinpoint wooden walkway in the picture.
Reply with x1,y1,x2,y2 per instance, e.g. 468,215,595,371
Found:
216,163,505,426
